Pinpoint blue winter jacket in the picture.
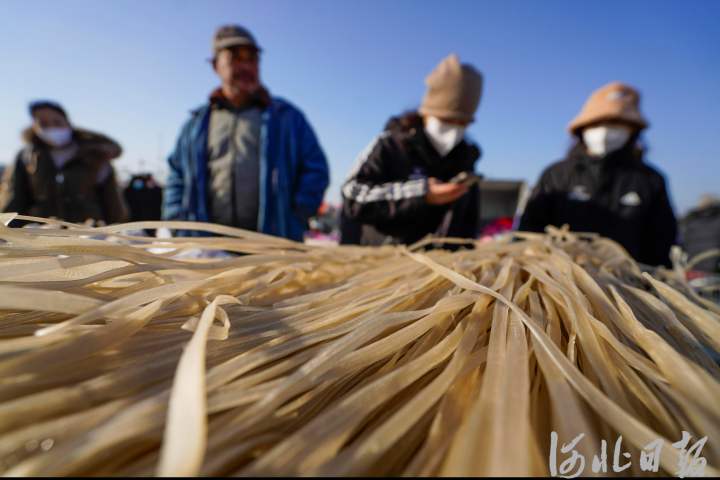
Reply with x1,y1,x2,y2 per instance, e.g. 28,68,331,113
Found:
162,97,330,241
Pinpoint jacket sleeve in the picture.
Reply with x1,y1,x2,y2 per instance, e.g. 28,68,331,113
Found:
641,175,678,267
291,112,330,223
518,167,554,233
341,134,430,229
0,151,33,216
98,166,129,225
161,122,189,221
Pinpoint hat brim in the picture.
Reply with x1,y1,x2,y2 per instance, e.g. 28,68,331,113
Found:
213,38,262,54
568,113,648,134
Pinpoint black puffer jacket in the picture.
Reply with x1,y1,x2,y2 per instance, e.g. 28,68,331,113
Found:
342,117,480,246
518,143,678,267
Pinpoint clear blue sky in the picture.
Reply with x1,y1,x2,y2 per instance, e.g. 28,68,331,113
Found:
1,0,718,215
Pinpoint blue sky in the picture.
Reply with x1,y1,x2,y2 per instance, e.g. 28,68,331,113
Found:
1,0,718,215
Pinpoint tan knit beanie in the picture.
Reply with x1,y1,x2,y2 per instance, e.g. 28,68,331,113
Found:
568,81,648,133
419,54,483,123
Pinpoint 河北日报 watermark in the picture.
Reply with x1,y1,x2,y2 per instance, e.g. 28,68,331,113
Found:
549,430,708,478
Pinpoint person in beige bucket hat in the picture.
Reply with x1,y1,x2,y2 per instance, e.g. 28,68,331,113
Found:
341,54,485,246
518,81,678,267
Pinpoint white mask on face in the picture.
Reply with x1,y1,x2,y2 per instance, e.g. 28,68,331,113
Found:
424,116,466,157
36,127,73,148
582,125,632,157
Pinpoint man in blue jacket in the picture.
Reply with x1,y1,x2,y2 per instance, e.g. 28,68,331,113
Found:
162,24,330,241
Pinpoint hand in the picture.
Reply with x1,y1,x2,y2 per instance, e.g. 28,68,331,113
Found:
426,178,469,205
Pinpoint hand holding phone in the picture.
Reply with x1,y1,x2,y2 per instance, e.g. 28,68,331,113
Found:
449,171,483,187
427,178,469,205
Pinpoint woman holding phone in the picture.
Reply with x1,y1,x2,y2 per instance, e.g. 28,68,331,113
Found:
341,54,483,246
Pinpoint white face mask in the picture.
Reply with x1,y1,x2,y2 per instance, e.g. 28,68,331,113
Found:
36,127,73,147
424,116,466,157
582,125,632,157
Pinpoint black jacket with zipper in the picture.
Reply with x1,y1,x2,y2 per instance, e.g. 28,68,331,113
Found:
341,124,480,246
518,143,678,267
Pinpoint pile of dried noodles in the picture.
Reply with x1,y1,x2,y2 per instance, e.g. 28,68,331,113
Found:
0,213,718,476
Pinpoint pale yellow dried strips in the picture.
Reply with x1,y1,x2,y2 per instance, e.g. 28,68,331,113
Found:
0,215,718,477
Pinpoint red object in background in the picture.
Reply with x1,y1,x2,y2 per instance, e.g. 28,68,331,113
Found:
317,202,330,216
481,216,514,237
686,270,708,281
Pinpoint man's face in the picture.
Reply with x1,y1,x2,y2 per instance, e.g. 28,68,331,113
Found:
213,45,260,94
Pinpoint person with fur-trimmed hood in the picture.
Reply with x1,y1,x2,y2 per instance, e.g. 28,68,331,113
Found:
0,100,128,225
341,54,483,246
518,82,678,267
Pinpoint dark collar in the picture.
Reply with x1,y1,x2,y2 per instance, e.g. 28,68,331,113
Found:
569,142,642,171
209,86,272,110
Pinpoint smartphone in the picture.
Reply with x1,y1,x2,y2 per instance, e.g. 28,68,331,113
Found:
449,171,483,187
